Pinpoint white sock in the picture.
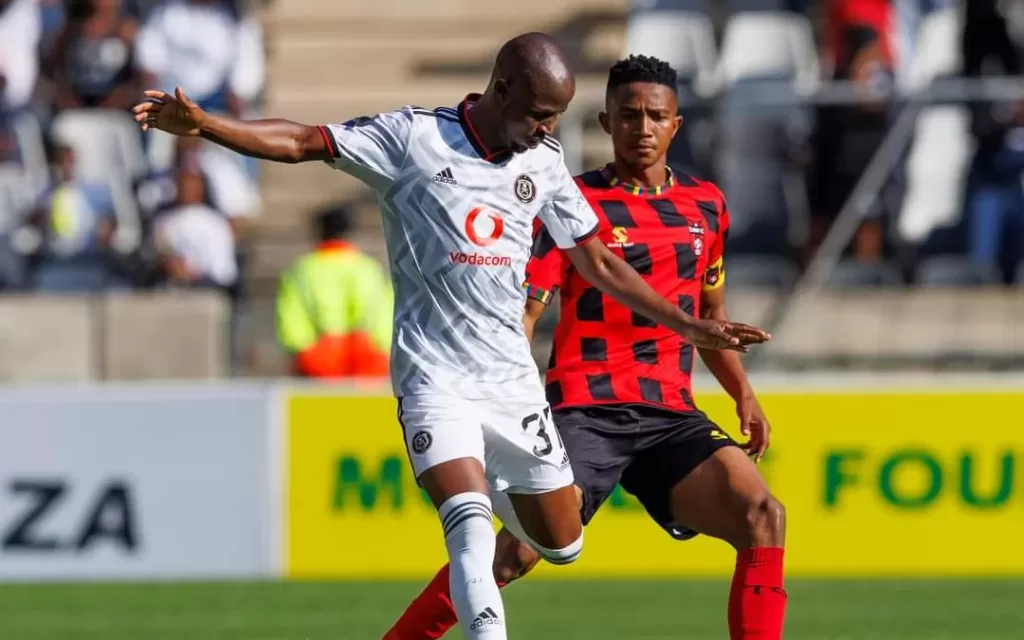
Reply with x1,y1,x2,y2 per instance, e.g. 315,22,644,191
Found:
491,490,584,565
439,492,507,638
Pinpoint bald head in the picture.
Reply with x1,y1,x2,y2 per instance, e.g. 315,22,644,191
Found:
494,32,575,96
478,32,575,154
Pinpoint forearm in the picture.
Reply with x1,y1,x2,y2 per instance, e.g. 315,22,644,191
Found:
698,305,752,401
199,112,324,163
576,249,695,335
522,299,546,345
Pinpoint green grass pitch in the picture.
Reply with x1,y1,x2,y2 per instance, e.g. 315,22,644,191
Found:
1,580,1022,639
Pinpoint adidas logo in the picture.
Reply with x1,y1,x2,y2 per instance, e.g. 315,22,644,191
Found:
432,167,457,185
470,607,502,631
560,449,571,470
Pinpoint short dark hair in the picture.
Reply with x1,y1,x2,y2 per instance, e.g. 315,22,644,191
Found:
606,54,678,96
314,205,352,241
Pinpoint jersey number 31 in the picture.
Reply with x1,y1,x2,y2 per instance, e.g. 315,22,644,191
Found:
521,408,563,457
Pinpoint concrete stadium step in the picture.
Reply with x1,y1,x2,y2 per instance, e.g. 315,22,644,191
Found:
267,25,626,82
769,289,1024,360
265,75,610,120
248,194,380,240
267,37,505,86
266,17,554,41
268,0,625,22
246,208,388,285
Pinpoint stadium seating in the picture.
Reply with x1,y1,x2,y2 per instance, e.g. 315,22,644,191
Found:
623,3,717,94
825,259,904,289
722,255,799,288
4,0,1008,380
711,10,818,93
915,255,1003,287
711,7,815,254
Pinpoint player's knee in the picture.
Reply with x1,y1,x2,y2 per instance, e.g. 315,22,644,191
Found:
741,493,786,547
533,530,584,566
493,533,541,584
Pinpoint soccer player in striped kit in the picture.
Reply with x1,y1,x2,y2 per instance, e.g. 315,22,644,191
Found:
386,55,787,640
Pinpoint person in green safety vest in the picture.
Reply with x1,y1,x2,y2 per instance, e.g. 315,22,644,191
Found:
276,205,392,378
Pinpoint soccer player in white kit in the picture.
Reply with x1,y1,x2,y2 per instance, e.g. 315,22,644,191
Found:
133,32,769,639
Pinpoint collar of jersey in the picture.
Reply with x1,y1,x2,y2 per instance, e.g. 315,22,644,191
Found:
316,240,354,254
459,94,513,163
599,163,675,196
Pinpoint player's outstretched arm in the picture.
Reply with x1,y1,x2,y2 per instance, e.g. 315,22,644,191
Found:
564,239,770,351
132,87,330,164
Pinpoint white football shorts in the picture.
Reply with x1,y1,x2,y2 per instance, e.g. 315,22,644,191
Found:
398,393,574,494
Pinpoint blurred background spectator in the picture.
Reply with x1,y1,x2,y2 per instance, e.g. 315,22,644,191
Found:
44,0,140,113
26,136,124,291
150,147,238,292
0,0,1020,382
276,205,393,380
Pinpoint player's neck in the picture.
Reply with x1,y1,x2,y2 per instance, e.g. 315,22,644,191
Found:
612,158,669,190
465,97,507,154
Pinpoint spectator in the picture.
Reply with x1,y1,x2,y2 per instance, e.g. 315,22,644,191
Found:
963,0,1024,281
276,206,393,379
28,141,121,291
135,0,264,173
136,135,258,233
809,0,897,264
134,0,255,117
0,0,42,116
46,0,141,112
151,155,238,291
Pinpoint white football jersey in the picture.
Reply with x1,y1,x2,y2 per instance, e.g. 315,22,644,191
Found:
319,96,598,399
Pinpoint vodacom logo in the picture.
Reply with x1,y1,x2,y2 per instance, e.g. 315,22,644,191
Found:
464,207,505,247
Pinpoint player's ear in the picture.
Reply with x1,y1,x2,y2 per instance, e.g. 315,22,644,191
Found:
598,111,611,134
493,78,511,105
671,114,683,138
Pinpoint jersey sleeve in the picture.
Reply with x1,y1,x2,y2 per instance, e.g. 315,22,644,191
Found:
524,224,566,306
536,159,599,249
318,108,414,190
702,197,730,291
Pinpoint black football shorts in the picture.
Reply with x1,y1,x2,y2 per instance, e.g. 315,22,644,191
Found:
553,402,739,540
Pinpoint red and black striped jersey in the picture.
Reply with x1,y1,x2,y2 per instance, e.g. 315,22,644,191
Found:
525,165,730,412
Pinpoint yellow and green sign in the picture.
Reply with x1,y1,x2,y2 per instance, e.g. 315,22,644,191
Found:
286,390,1024,578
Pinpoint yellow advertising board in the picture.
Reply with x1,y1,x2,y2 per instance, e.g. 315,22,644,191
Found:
286,390,1024,578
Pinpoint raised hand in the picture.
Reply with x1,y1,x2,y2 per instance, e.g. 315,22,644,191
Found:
682,318,770,352
132,87,206,136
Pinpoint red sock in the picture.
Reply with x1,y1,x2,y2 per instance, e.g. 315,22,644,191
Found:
728,547,787,640
384,564,508,640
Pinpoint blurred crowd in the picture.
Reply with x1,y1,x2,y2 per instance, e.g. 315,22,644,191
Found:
0,0,263,296
0,0,1021,326
635,0,1024,287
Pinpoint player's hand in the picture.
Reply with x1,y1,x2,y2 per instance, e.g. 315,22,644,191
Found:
737,394,770,462
132,87,206,136
681,318,770,352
